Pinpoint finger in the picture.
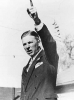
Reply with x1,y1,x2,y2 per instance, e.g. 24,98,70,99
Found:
30,0,33,6
27,8,31,14
27,9,34,18
29,7,37,14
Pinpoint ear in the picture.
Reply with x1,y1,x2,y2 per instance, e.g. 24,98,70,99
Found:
37,38,40,43
35,37,40,43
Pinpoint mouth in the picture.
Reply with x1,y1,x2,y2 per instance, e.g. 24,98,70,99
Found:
26,50,33,54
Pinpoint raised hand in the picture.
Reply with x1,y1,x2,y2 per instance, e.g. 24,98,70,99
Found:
27,7,41,25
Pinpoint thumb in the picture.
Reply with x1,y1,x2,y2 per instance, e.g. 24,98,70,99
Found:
27,8,30,14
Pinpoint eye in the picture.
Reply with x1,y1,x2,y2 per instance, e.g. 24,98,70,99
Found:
23,43,26,46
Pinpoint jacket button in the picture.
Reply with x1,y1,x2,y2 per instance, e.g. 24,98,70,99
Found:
24,95,26,97
36,98,38,100
35,75,37,77
35,87,37,89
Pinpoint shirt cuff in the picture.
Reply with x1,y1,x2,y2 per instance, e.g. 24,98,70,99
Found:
35,23,44,31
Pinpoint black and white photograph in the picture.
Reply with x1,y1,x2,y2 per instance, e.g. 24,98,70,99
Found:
0,0,74,100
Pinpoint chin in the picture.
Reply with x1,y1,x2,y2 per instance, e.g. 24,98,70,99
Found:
29,53,34,57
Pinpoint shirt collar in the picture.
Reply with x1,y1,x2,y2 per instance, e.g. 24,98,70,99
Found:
31,48,42,62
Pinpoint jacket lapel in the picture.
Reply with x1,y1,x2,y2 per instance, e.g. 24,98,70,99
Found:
25,57,37,91
25,50,44,91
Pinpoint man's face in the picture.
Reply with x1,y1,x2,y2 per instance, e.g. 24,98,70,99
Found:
22,35,39,57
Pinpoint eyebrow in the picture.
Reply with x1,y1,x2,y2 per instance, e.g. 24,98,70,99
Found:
23,41,33,46
28,41,33,43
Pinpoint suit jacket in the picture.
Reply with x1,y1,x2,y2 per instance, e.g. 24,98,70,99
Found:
20,24,59,100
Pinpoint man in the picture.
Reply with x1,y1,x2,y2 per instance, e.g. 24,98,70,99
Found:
20,7,59,100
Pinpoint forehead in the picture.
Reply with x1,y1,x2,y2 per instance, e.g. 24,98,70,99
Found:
22,35,36,43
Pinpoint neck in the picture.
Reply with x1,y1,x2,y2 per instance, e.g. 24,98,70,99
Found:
31,46,41,59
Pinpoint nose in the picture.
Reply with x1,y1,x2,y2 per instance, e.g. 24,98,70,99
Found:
26,46,30,51
23,43,30,51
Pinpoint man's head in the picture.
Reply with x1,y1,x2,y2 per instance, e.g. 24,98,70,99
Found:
21,30,40,58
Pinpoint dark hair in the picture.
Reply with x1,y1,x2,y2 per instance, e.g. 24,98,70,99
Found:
21,30,39,39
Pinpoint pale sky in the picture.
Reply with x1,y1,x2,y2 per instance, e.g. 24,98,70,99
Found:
0,0,74,88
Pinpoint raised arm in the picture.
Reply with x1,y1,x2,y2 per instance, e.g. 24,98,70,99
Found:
36,23,59,69
27,7,59,70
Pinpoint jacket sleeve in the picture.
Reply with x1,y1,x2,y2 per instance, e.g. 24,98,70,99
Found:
35,24,59,70
20,80,24,100
20,68,26,100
